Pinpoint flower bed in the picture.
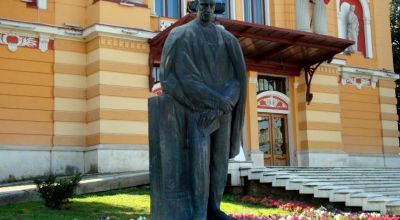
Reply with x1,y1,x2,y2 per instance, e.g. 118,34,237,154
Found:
227,195,400,220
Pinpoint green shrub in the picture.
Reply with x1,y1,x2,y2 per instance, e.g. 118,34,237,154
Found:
34,173,82,209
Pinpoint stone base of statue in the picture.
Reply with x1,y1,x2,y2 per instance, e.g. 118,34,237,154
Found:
149,95,193,220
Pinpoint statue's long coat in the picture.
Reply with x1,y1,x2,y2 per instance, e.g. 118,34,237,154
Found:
149,19,246,219
160,20,246,158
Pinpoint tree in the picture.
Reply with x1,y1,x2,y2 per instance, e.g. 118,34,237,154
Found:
391,0,400,73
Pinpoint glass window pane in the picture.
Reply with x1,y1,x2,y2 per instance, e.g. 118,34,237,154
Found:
273,117,286,155
168,0,180,18
253,0,264,24
155,0,164,16
216,0,230,18
244,0,252,22
258,117,270,154
257,75,287,94
152,67,160,82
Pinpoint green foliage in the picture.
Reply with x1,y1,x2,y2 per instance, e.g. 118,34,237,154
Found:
0,187,290,220
391,0,400,73
34,174,82,209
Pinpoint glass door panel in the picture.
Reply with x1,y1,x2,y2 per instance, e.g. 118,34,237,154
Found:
272,116,288,166
258,115,272,166
258,114,289,166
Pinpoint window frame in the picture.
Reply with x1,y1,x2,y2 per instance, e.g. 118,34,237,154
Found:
154,0,182,18
243,0,270,25
215,0,232,19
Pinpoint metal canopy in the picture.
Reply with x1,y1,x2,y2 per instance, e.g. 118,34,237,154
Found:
148,13,353,103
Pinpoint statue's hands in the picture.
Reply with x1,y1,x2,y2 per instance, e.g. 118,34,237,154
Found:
218,79,240,114
198,109,223,128
218,96,235,114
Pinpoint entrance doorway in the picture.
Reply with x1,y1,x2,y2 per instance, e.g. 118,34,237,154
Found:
258,114,289,166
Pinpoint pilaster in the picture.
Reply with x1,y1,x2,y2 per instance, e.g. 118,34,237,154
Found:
295,0,311,32
245,71,263,166
313,0,328,35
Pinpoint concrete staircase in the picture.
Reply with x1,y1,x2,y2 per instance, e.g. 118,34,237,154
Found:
228,165,400,215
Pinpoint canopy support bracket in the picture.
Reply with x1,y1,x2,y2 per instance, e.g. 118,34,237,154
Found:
304,61,323,105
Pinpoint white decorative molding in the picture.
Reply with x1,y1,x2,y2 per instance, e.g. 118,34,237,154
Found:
38,34,50,52
341,75,377,89
257,91,290,114
248,76,258,84
0,32,37,52
151,82,162,96
37,0,47,9
159,19,175,31
340,66,399,82
330,58,347,66
0,19,157,41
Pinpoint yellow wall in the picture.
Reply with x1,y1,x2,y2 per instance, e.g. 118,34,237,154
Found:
296,65,344,153
339,85,384,154
86,36,151,146
0,44,54,146
86,1,151,30
372,0,394,71
55,0,86,28
53,39,87,146
0,0,55,25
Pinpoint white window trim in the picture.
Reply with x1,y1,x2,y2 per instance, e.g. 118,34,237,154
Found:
336,0,373,58
242,0,270,25
181,0,187,17
264,0,270,25
230,0,236,19
152,0,184,18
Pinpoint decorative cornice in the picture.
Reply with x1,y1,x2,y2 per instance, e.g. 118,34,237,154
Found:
98,36,150,53
0,18,157,41
0,31,53,52
340,66,399,80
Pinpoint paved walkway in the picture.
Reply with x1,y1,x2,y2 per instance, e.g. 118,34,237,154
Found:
0,171,149,205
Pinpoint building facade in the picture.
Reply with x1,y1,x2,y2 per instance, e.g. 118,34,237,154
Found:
0,0,398,182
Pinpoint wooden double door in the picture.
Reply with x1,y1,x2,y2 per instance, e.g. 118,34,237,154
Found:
258,114,289,166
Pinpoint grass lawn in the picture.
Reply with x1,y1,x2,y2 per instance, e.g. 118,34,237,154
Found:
0,187,291,220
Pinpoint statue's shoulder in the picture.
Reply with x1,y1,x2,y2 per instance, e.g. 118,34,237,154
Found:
168,25,185,39
216,25,238,44
170,21,195,36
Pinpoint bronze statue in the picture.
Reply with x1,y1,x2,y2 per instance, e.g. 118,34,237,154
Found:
149,0,246,219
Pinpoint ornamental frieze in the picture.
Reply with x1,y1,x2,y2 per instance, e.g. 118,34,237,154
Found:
0,32,53,52
257,91,290,114
99,36,149,53
340,75,378,89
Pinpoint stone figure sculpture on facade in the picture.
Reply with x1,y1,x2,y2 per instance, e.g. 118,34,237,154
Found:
346,4,359,53
148,0,246,219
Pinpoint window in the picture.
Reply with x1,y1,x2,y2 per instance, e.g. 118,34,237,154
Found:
155,0,181,18
215,0,231,19
244,0,269,25
152,67,161,83
257,75,286,94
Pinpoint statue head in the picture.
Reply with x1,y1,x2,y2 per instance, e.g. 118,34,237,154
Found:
196,0,216,24
350,4,356,12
